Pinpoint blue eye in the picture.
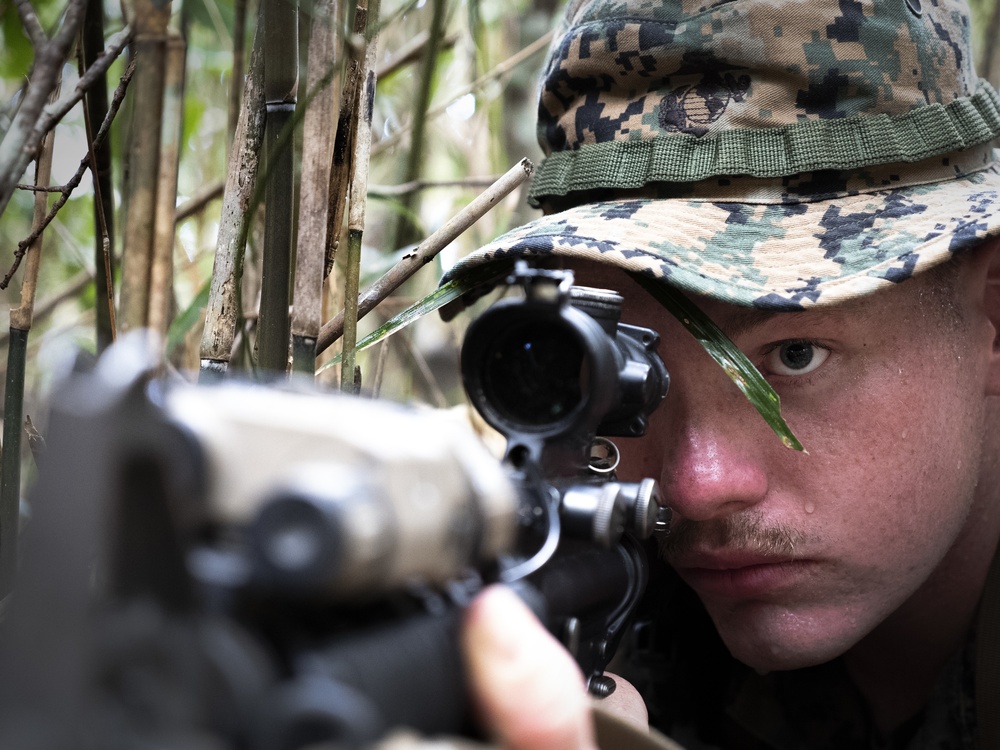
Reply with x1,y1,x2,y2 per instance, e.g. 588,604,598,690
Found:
766,341,829,376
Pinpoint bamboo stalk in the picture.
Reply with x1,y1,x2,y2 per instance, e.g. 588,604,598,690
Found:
199,19,266,378
290,0,339,375
340,0,380,392
323,0,369,278
256,0,299,374
0,122,55,596
82,0,117,353
317,157,533,354
387,0,445,252
148,33,186,339
118,0,171,333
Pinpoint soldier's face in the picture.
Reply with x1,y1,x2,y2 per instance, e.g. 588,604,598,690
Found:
572,256,1000,671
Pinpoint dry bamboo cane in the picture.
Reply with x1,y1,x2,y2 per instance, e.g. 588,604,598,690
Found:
340,0,380,392
316,157,534,355
118,0,171,333
148,32,186,340
290,0,339,375
256,0,299,374
323,0,369,279
0,122,55,596
199,20,267,380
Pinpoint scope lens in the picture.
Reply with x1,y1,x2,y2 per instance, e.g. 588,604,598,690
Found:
481,320,588,427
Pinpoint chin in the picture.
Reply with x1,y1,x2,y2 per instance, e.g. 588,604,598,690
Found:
711,609,863,672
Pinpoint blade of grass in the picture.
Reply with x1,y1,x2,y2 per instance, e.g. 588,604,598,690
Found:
631,273,804,452
316,259,508,373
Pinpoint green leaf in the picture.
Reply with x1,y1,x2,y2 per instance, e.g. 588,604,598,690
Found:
631,273,804,452
167,279,210,356
315,260,508,374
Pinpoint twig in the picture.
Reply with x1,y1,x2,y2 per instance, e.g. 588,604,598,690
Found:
174,181,224,223
372,29,553,158
0,58,135,290
0,271,91,349
374,29,456,81
369,175,509,197
316,157,534,354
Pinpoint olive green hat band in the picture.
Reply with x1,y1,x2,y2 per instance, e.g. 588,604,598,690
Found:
529,81,1000,207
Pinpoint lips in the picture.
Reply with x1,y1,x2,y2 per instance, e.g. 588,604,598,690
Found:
670,550,814,599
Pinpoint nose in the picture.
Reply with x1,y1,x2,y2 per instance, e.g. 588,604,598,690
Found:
656,383,770,523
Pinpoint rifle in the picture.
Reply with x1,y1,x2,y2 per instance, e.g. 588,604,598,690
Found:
0,262,670,748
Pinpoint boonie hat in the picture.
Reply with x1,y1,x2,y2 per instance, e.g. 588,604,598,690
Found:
445,0,1000,309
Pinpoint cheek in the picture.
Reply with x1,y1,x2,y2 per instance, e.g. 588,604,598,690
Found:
782,349,984,553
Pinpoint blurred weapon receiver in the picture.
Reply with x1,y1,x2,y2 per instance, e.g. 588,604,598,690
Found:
0,262,670,749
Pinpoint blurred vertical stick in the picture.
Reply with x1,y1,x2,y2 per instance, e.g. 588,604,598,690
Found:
340,0,379,392
148,32,186,340
290,0,339,375
256,0,299,374
118,0,171,333
199,19,266,381
229,0,248,141
387,0,445,251
0,124,55,597
82,0,118,353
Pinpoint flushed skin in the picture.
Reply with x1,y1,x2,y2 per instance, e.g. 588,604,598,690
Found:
572,244,1000,732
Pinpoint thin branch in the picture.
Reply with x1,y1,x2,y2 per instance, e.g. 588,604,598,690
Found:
316,157,534,354
15,184,66,192
0,58,135,290
374,29,457,81
369,175,510,197
175,180,224,223
0,19,130,221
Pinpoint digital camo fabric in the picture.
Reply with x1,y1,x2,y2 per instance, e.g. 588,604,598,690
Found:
446,0,1000,309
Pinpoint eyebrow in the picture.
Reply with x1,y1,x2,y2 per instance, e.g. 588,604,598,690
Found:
712,304,867,340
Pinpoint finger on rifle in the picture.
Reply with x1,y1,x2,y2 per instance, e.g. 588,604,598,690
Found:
461,585,598,750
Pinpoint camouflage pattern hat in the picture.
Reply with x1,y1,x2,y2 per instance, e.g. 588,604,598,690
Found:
446,0,1000,309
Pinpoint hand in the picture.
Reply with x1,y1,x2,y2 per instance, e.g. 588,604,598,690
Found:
461,585,648,750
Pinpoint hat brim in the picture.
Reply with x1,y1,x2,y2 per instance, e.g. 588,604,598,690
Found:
447,165,1000,310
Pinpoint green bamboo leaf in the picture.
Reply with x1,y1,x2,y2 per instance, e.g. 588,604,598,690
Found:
167,280,211,356
631,273,804,452
315,260,508,374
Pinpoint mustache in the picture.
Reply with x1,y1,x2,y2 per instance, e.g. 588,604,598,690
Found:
657,510,806,561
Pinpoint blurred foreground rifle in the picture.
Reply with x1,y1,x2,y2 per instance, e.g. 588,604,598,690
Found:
0,262,670,749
